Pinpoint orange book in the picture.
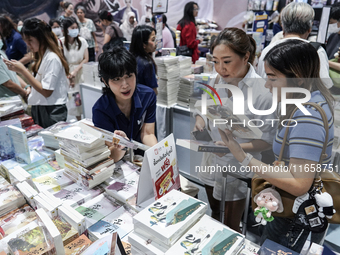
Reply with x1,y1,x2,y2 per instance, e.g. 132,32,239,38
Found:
64,234,92,255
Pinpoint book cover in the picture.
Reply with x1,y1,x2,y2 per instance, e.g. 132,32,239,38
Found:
64,157,114,175
0,185,25,210
195,98,263,139
54,126,100,147
7,226,53,255
75,194,122,228
52,216,79,246
25,125,44,138
0,175,10,189
64,234,92,255
28,163,58,179
133,190,207,247
0,204,37,239
88,206,136,240
8,125,31,164
258,239,300,255
166,214,244,255
60,143,108,161
81,232,117,255
0,119,21,161
53,183,103,208
61,149,110,168
33,169,73,193
176,139,231,153
105,172,139,203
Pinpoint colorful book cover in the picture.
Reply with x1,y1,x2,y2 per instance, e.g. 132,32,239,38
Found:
8,125,31,164
7,226,53,255
0,204,37,239
33,169,73,193
81,232,117,255
0,119,21,161
0,175,10,189
52,216,79,245
64,234,92,255
0,185,25,208
75,194,122,228
27,163,58,179
105,172,139,203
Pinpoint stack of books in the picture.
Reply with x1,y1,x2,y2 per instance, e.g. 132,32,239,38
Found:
155,56,180,106
87,205,136,241
0,180,26,216
177,74,195,108
104,160,139,185
75,193,122,228
16,181,38,209
165,214,244,255
0,96,24,118
0,203,37,239
34,191,62,218
178,56,192,77
53,182,104,208
129,190,207,254
54,124,114,189
64,234,92,255
58,203,86,235
191,64,204,74
52,215,79,246
38,121,71,149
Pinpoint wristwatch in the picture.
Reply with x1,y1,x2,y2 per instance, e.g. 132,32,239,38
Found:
239,153,253,167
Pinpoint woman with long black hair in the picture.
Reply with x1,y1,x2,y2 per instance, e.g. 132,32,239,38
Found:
130,25,158,95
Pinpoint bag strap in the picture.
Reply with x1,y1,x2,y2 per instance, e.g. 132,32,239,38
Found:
111,25,119,38
278,102,329,165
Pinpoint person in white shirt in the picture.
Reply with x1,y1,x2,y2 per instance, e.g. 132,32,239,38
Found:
152,14,175,49
193,28,277,232
257,2,333,89
61,17,89,120
4,18,69,128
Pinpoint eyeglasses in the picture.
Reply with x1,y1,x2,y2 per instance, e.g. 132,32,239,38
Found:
194,8,199,11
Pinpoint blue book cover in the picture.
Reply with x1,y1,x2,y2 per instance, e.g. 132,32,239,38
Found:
0,119,21,161
259,239,300,255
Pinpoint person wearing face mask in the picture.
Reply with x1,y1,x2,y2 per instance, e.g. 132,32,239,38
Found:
61,17,89,121
49,19,63,39
120,12,136,41
17,20,23,33
0,32,29,99
3,18,69,128
326,2,340,59
130,25,158,95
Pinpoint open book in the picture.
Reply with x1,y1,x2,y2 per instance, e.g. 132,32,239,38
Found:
195,98,263,139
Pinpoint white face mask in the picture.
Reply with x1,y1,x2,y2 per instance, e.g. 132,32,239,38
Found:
52,27,62,37
17,26,23,32
328,23,340,35
68,28,79,38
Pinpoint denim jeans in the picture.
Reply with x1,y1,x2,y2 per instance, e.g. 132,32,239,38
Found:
260,217,327,253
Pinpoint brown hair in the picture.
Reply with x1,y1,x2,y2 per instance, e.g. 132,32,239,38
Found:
22,18,69,76
211,27,256,65
0,15,17,38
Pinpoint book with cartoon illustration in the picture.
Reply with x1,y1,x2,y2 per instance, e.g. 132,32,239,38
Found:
64,234,92,255
133,190,207,247
165,214,244,255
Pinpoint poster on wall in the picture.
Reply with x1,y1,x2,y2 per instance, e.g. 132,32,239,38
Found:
136,134,181,205
152,0,168,13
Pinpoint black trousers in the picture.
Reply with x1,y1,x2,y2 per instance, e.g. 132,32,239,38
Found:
88,47,95,62
31,104,67,128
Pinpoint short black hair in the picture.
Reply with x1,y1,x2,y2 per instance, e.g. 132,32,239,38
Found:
98,46,137,94
331,2,340,21
49,19,61,27
98,10,113,22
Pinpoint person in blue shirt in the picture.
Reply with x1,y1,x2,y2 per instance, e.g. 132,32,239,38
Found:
218,40,334,253
0,15,27,62
130,25,158,95
92,46,157,162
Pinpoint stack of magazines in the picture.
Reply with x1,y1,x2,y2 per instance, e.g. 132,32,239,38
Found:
155,56,180,106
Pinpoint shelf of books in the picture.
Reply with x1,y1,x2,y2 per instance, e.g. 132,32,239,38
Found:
1,96,339,255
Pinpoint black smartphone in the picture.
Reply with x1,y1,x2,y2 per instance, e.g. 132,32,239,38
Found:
192,128,213,142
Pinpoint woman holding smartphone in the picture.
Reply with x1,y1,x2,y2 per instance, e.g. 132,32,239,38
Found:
193,28,277,232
